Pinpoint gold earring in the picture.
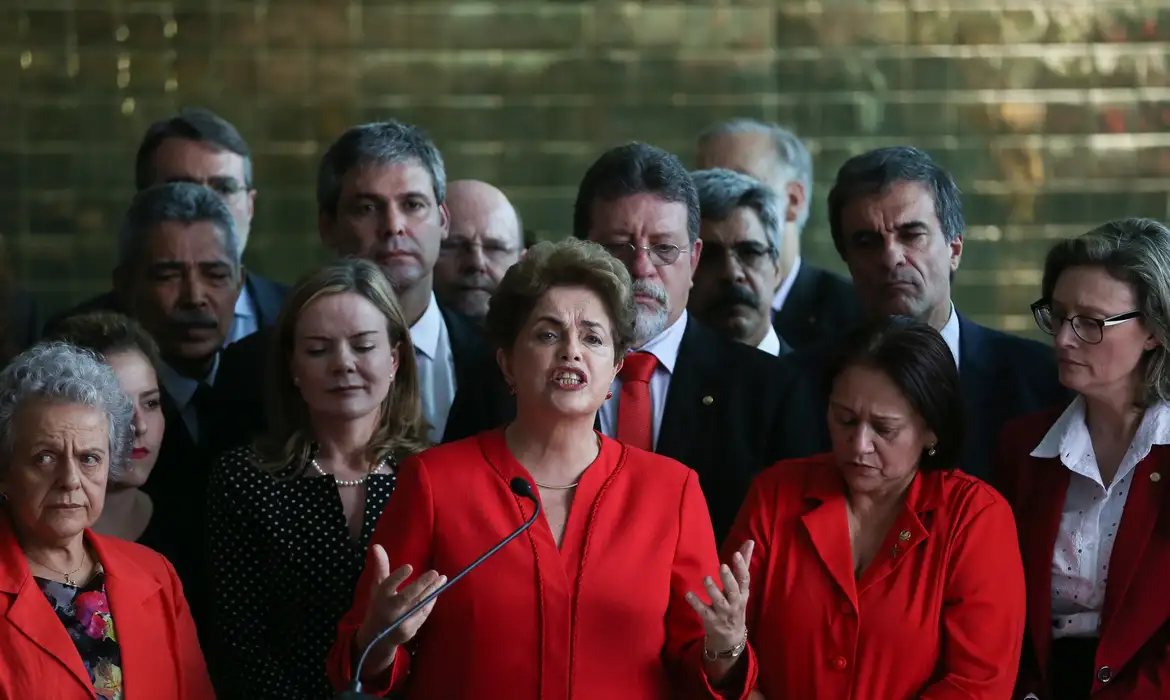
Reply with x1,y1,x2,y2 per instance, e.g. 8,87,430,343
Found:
927,445,937,457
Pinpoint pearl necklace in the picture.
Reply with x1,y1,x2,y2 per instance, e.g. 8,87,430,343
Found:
311,457,391,487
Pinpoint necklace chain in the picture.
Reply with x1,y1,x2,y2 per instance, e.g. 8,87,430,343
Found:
532,434,602,490
29,550,89,586
311,457,390,487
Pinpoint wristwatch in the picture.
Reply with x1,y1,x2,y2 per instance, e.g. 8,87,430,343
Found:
703,630,748,661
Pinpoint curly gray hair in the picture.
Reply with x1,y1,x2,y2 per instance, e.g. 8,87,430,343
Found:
0,342,135,479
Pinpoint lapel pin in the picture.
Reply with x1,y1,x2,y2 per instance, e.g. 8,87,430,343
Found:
702,395,714,406
1152,472,1162,483
898,529,911,541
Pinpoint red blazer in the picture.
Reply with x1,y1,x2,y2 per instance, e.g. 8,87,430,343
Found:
994,409,1170,699
327,429,757,699
722,454,1026,699
0,514,214,699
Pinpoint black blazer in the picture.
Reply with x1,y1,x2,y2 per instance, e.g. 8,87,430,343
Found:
444,317,791,543
769,313,1069,480
42,271,288,336
772,263,864,351
210,303,486,452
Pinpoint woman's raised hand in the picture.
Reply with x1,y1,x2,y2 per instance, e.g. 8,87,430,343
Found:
354,544,447,675
686,540,754,655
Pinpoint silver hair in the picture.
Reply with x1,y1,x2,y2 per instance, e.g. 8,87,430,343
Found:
1041,217,1170,406
691,168,785,257
117,181,241,270
317,120,447,218
698,119,813,232
0,342,135,480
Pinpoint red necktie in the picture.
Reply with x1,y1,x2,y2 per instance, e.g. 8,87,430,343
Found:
616,352,658,451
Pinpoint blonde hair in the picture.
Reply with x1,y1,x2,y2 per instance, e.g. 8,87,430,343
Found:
254,257,430,475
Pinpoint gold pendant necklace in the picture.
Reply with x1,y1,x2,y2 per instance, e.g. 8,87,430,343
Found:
30,550,89,586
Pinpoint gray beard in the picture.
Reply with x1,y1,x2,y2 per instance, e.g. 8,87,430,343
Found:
633,304,668,348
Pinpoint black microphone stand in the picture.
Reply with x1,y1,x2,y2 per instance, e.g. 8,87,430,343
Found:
337,477,541,699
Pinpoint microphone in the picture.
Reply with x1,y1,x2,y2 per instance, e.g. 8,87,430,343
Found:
338,477,541,698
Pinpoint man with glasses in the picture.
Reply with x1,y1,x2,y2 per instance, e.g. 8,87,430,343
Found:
773,146,1066,478
45,108,287,342
689,168,792,356
433,179,526,323
448,143,792,541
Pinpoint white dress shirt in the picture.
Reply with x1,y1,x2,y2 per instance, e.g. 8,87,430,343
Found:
598,310,689,451
157,354,220,443
412,293,457,444
939,302,961,368
1031,396,1170,638
771,256,802,313
757,325,782,356
225,284,259,346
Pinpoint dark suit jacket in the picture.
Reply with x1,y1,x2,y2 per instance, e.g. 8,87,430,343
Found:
444,317,791,543
772,263,864,351
769,313,1069,481
993,409,1170,699
210,303,486,453
42,271,288,336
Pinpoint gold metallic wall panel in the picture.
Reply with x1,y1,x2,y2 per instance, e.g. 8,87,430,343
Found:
3,0,1169,337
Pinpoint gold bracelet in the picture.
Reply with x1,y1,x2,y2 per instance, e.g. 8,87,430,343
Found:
703,629,748,661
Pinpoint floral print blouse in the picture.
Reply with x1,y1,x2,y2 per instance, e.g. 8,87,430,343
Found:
35,564,123,699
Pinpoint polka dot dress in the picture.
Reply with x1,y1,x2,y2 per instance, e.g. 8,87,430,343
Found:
206,445,396,700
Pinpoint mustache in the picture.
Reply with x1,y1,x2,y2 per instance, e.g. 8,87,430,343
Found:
713,283,759,309
167,309,219,329
456,273,494,290
631,279,668,305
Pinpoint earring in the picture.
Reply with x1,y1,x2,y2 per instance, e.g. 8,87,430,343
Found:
508,384,515,395
927,445,937,457
293,376,300,386
605,391,612,400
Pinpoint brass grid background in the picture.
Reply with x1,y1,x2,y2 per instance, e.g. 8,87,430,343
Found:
4,0,1170,339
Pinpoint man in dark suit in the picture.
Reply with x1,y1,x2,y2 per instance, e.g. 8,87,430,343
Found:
688,168,793,356
696,119,863,350
771,146,1067,479
212,120,488,451
44,108,286,338
113,180,247,637
446,143,790,542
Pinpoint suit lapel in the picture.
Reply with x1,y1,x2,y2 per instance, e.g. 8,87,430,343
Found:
243,273,286,328
656,321,713,465
799,467,857,605
957,315,997,473
1019,455,1068,674
772,264,816,336
1099,448,1170,657
440,305,485,392
0,518,97,695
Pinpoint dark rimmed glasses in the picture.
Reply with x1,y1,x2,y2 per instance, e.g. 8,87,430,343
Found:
1031,299,1141,344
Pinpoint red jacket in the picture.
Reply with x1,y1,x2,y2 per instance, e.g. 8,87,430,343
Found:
723,454,1026,699
994,409,1170,699
327,429,757,699
0,514,215,699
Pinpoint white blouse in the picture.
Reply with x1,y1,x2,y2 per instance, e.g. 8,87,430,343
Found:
1030,397,1170,639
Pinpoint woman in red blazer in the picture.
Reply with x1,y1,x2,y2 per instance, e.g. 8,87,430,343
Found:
993,218,1170,700
725,317,1027,699
0,343,213,699
328,238,757,699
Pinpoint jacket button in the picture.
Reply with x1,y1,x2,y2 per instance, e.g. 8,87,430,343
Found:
831,655,848,670
1097,666,1112,683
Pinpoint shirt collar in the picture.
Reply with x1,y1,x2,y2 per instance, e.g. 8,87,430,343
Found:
939,301,961,366
771,256,803,312
234,282,254,319
1032,395,1170,466
633,309,688,374
156,354,220,410
411,292,443,359
757,325,782,356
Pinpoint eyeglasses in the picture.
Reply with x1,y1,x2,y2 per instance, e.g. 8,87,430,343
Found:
696,241,777,271
1031,300,1141,344
602,243,685,267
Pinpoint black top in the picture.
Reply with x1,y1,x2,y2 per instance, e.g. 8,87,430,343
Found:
36,566,123,698
206,446,397,700
771,263,864,351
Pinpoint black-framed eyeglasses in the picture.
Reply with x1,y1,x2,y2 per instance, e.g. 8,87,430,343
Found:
1031,299,1141,345
602,242,685,267
696,241,777,270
